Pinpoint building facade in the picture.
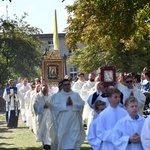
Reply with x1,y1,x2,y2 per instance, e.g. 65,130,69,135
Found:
37,33,78,80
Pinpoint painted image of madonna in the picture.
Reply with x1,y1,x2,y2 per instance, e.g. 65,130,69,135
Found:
49,67,58,79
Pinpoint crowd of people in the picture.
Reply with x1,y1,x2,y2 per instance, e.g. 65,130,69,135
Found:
2,66,150,150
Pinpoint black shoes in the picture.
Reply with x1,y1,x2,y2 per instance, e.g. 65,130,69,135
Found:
43,145,51,150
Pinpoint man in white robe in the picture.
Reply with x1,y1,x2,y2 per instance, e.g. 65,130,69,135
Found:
34,84,55,150
3,79,22,128
141,115,150,150
24,81,36,129
30,83,41,134
81,73,95,126
72,73,86,95
19,78,30,122
52,79,85,150
16,77,23,90
120,75,146,115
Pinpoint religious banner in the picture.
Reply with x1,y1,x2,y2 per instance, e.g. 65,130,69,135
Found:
101,66,116,87
41,50,64,86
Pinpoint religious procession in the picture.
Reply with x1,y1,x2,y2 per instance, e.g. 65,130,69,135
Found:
0,0,150,150
1,66,150,150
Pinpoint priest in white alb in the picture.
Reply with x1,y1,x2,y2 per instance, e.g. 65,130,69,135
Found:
34,84,56,150
52,79,85,150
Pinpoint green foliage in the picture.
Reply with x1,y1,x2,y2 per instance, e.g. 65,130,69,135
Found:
65,0,150,73
0,13,43,85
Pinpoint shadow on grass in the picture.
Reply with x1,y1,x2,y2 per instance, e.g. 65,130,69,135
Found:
81,147,91,150
26,147,43,150
0,121,6,126
17,126,29,129
0,147,43,150
0,128,13,133
0,136,13,139
0,148,19,150
0,143,16,149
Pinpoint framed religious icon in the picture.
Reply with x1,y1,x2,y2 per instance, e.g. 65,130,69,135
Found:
41,50,64,87
101,66,116,87
47,64,59,79
42,59,64,85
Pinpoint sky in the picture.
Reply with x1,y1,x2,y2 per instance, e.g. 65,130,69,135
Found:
0,0,73,33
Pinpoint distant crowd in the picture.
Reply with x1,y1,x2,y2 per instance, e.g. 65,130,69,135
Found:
1,66,150,150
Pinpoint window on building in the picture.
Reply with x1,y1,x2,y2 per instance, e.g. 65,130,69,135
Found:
70,67,77,80
48,40,54,50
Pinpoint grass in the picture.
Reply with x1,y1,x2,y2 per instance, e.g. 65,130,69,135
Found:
0,113,90,150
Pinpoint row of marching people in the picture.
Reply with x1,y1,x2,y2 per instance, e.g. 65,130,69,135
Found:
2,69,150,150
71,71,150,150
3,78,85,150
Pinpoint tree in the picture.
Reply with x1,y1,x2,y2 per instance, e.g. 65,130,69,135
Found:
64,0,150,73
0,13,42,85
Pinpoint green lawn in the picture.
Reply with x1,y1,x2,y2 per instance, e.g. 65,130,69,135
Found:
0,113,90,150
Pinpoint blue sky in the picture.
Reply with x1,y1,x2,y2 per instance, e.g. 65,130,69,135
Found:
0,0,73,33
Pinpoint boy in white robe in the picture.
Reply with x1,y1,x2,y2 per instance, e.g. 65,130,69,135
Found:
112,96,145,150
141,115,150,150
96,88,127,150
52,79,85,150
87,100,106,150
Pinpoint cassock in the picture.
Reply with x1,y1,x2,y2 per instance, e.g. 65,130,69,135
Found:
141,115,150,150
52,89,85,150
121,87,146,115
87,117,102,150
33,92,56,148
3,86,21,128
112,114,145,150
96,105,127,150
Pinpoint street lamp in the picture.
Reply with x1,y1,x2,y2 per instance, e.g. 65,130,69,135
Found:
63,54,67,75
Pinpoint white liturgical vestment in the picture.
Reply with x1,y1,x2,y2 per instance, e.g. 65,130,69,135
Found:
52,89,85,150
96,105,127,150
34,92,56,148
88,117,102,150
112,114,145,150
121,87,146,115
141,115,150,150
72,80,86,95
81,81,95,125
